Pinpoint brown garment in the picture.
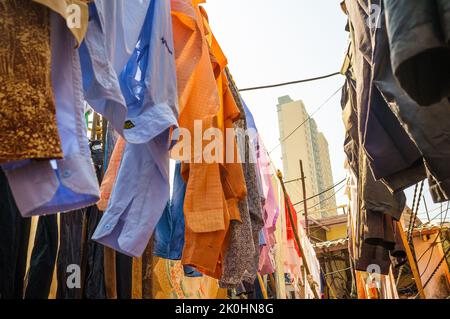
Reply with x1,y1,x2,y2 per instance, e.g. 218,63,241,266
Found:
0,0,63,163
103,247,117,299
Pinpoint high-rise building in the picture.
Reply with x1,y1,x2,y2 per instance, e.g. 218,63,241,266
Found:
277,96,337,219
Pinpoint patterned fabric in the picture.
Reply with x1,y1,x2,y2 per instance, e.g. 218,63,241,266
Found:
0,0,62,163
220,69,263,289
179,2,246,279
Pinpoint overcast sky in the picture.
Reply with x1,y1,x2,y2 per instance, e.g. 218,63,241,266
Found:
202,0,449,223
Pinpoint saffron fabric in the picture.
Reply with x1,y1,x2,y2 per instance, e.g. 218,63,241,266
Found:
180,3,246,279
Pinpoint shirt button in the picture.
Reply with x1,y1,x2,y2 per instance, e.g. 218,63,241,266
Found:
62,170,72,178
105,224,111,230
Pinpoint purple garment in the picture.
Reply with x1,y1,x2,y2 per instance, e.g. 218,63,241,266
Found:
2,12,99,217
242,103,280,275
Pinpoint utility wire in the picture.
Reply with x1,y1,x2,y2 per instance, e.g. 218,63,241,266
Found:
419,203,450,224
239,71,341,92
293,178,346,208
414,246,450,299
297,183,347,215
416,203,449,263
269,85,343,155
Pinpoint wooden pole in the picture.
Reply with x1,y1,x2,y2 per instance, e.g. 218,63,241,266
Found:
299,160,309,236
277,170,320,299
257,273,269,299
396,221,426,299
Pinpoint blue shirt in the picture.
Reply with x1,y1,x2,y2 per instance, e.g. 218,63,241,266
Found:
85,0,179,257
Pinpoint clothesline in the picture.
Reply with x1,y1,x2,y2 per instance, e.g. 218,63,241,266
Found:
238,71,341,92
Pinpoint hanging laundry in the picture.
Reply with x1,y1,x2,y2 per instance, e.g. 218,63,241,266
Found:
2,9,100,217
24,215,58,299
239,101,280,277
96,137,126,212
340,0,414,275
174,1,247,279
343,0,425,195
153,162,187,260
56,209,84,299
171,0,225,276
284,195,301,258
343,0,450,204
87,0,179,258
368,1,450,203
82,204,107,299
0,0,63,163
0,168,31,299
383,0,450,106
32,0,90,47
219,69,262,289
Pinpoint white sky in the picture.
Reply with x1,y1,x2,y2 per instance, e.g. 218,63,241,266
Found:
203,0,449,223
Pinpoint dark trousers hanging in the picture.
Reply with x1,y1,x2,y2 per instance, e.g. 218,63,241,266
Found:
24,215,58,299
0,168,31,299
116,253,132,299
56,210,84,299
83,205,106,299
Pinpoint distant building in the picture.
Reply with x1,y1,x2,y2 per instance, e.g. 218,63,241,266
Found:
277,95,337,219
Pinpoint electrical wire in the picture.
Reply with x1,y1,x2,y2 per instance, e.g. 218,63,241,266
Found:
415,203,449,263
419,242,436,278
297,183,347,215
414,246,450,299
268,85,343,155
239,71,341,92
293,178,346,208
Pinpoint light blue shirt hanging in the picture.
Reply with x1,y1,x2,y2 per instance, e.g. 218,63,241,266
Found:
85,0,179,257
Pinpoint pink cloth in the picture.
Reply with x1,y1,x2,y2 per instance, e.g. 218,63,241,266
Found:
256,141,280,275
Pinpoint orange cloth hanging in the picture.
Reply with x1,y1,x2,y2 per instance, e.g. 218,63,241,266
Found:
175,0,246,279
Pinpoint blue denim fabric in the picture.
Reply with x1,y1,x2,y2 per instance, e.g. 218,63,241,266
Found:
153,162,186,260
259,230,266,246
183,265,203,278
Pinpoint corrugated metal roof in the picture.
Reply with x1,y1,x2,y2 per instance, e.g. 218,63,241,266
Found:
313,238,348,250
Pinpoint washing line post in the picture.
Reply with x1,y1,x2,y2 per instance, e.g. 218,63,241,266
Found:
299,160,309,236
396,221,426,299
277,170,320,299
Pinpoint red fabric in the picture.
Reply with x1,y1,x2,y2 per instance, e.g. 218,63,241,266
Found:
285,195,301,257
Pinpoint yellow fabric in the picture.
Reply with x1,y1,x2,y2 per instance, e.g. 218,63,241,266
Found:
150,257,223,299
132,257,143,299
32,0,89,47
